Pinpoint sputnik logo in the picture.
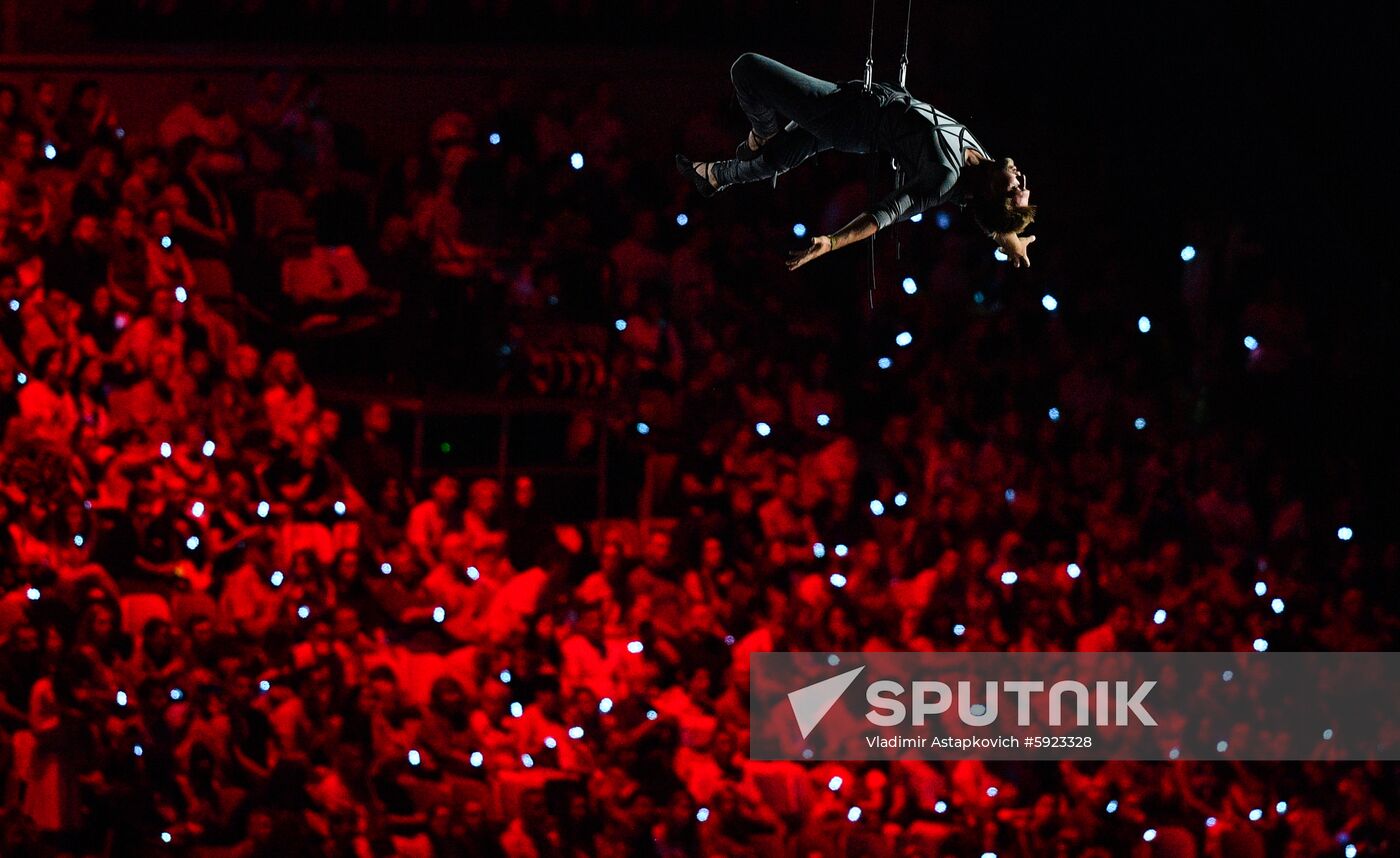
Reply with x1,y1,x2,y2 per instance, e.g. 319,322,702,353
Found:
788,666,865,739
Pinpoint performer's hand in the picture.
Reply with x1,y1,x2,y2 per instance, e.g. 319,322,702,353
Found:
787,235,833,271
994,233,1036,268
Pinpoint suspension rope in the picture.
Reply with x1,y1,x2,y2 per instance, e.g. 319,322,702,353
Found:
863,0,877,93
897,0,912,89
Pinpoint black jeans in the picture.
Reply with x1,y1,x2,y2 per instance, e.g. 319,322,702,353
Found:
712,53,877,189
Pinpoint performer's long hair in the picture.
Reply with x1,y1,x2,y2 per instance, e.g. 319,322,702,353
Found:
967,157,1037,236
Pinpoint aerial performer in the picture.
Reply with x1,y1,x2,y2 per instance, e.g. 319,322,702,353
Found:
676,52,1036,271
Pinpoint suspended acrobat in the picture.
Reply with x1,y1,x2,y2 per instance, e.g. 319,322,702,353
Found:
676,53,1036,271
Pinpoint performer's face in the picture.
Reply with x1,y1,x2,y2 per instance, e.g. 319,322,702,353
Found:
994,158,1032,207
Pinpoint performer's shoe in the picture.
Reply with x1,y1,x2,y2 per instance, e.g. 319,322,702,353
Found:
675,153,717,198
735,129,776,162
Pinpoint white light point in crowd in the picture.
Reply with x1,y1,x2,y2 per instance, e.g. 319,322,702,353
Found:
1276,801,1288,814
1337,526,1353,542
26,587,40,601
1106,800,1119,813
500,669,512,683
1271,598,1285,614
902,277,918,295
470,751,484,767
1244,335,1259,351
870,499,885,516
544,737,557,749
646,709,658,720
568,726,585,739
257,501,270,518
1138,315,1152,333
160,442,172,458
569,152,584,170
834,544,849,557
828,776,843,791
813,543,826,559
297,605,309,619
408,749,421,766
816,413,831,426
522,754,535,768
174,286,187,303
191,502,205,518
1181,245,1197,262
675,213,688,227
489,132,501,145
1042,294,1058,311
953,624,966,636
334,500,347,515
615,318,627,332
380,562,392,575
986,786,998,797
1049,407,1061,422
1253,638,1269,652
934,801,947,814
599,697,614,714
433,606,446,623
1001,570,1018,585
510,702,523,718
636,422,650,435
895,331,913,347
202,440,216,456
1153,609,1167,625
894,491,908,507
696,808,710,823
627,640,644,654
847,807,862,822
1143,829,1157,843
877,356,892,369
467,566,480,580
185,536,200,550
755,422,771,437
793,223,807,237
994,248,1008,262
1134,417,1147,431
1066,563,1082,579
1255,581,1268,596
270,570,284,587
1249,808,1263,822
829,573,848,589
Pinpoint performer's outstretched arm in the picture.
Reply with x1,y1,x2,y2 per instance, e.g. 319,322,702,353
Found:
787,214,878,271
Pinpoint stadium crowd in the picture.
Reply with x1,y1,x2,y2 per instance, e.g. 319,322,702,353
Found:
0,64,1395,858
